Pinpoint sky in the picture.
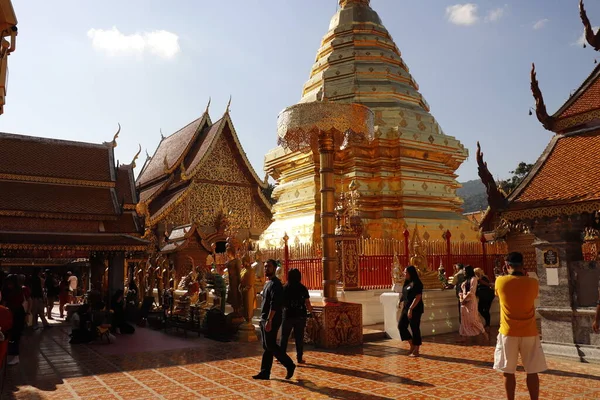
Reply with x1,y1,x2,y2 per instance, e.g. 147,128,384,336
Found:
1,0,599,183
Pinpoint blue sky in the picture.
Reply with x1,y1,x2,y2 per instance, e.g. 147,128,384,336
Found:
1,0,598,182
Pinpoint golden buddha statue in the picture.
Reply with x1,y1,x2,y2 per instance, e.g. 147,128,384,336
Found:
391,253,404,292
240,255,256,323
252,249,265,308
225,238,242,315
409,225,443,290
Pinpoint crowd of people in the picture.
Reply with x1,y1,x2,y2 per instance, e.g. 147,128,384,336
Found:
0,269,80,366
0,268,139,366
396,253,553,400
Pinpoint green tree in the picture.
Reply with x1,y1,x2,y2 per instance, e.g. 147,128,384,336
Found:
498,162,534,194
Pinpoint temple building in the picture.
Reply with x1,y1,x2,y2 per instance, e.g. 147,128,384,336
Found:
0,0,18,115
0,130,147,296
478,0,600,361
136,104,273,283
261,0,477,247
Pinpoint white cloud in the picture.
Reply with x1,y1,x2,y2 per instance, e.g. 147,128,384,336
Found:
575,26,599,46
486,6,506,22
446,4,479,26
87,27,180,59
533,19,549,30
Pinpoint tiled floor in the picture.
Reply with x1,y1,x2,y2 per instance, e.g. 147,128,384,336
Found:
3,323,600,400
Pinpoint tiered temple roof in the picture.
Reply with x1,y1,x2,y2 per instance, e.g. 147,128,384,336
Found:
479,1,600,228
0,131,147,257
136,105,272,242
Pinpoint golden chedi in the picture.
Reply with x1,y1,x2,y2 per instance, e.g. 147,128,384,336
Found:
261,0,477,247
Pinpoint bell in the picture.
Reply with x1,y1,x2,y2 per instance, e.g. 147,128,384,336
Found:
584,43,587,48
529,109,533,116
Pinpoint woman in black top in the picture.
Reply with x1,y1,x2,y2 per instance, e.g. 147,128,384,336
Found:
398,265,424,357
280,269,313,364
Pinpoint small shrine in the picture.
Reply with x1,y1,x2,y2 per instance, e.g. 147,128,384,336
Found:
136,102,273,288
478,0,600,362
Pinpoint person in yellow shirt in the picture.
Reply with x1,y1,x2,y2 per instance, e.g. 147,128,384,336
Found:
493,252,547,400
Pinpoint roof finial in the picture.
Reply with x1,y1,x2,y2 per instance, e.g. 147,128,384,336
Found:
145,149,151,160
110,123,121,148
476,142,507,212
131,144,142,168
160,128,165,140
205,97,211,114
580,0,600,51
530,63,555,131
225,95,232,114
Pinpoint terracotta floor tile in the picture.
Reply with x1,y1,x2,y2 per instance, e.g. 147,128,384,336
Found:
6,326,600,400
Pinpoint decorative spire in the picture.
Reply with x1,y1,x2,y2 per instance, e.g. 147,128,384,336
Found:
106,123,121,148
225,95,232,115
339,0,370,8
131,144,142,168
580,0,600,51
205,97,211,114
476,142,507,212
530,63,555,131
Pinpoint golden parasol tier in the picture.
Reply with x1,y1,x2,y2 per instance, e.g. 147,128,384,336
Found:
276,102,374,303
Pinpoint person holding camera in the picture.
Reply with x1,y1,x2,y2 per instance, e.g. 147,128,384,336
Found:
280,268,313,364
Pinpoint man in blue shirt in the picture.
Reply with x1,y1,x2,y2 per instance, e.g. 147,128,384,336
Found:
253,259,296,380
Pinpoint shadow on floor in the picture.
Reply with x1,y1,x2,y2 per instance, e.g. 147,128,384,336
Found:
284,379,393,400
301,363,434,387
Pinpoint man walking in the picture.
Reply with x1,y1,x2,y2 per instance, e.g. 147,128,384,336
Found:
494,252,546,400
253,259,295,380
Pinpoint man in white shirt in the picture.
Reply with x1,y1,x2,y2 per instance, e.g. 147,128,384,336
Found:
67,271,78,303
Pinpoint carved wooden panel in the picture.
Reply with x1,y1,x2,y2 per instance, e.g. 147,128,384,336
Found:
195,136,249,184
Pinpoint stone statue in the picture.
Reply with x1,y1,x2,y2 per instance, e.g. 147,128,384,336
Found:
225,239,242,314
239,254,256,324
391,253,404,293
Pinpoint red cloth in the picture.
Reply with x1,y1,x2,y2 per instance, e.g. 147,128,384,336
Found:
0,306,13,365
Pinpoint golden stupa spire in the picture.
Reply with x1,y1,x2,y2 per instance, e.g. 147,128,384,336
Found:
339,0,370,7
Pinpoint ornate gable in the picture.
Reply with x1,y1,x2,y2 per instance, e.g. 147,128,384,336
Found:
194,133,249,185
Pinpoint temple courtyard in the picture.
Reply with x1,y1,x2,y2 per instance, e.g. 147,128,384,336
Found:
4,325,599,400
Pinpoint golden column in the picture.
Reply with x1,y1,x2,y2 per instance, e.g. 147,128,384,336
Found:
277,102,372,347
318,129,337,302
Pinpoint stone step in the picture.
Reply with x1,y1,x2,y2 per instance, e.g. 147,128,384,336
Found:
363,323,386,342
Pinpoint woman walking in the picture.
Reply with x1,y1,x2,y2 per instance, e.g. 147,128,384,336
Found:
398,265,424,357
280,269,312,364
459,265,488,342
474,267,494,333
2,274,26,365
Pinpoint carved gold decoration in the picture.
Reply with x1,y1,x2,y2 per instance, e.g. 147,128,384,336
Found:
194,136,249,184
502,201,600,222
276,102,374,153
553,109,600,132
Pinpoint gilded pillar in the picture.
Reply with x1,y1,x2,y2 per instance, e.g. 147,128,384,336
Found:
319,129,338,302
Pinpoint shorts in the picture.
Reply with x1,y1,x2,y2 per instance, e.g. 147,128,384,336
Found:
493,333,548,374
